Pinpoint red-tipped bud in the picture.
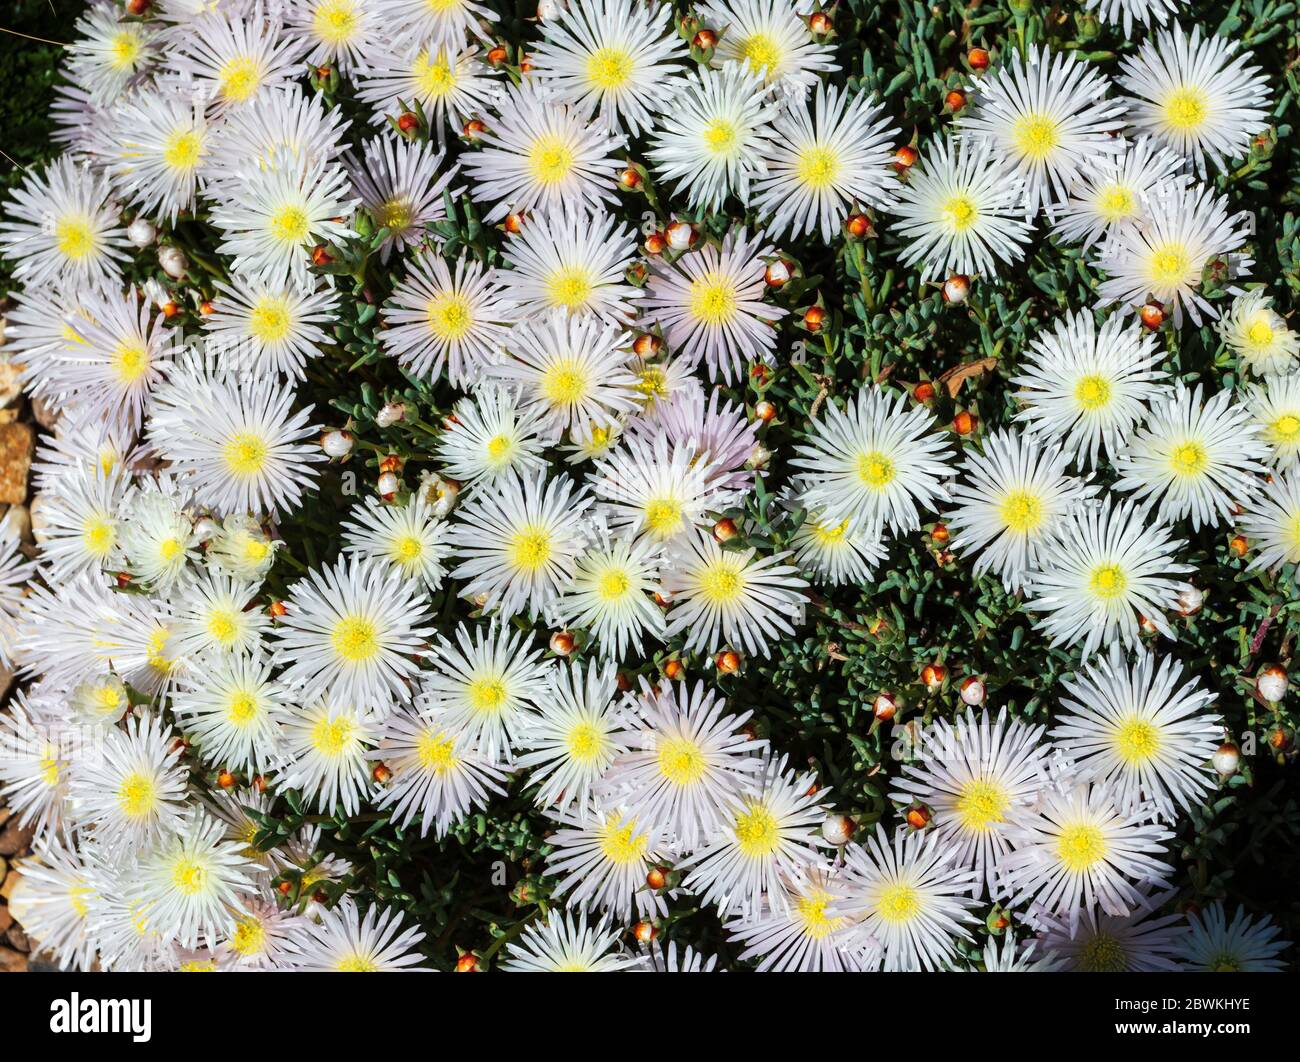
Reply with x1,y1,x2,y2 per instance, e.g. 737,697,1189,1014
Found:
967,47,990,71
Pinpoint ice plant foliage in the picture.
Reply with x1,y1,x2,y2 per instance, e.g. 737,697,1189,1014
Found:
0,0,1294,976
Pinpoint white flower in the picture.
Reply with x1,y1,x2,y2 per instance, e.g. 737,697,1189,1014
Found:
149,368,323,518
68,711,189,844
1085,0,1187,36
484,312,640,438
371,0,497,52
1049,137,1185,251
836,826,980,972
279,698,380,815
646,64,779,212
136,809,257,950
701,0,838,96
530,0,689,136
65,5,159,105
725,865,864,971
1172,902,1290,972
0,513,34,668
380,253,516,387
599,679,766,851
678,754,828,917
1022,496,1193,658
0,692,76,840
514,660,630,814
4,837,96,971
946,429,1097,592
207,513,279,581
558,530,666,661
171,11,307,113
497,204,643,323
887,135,1032,280
1011,309,1168,471
284,0,382,72
1092,180,1253,327
434,385,549,489
463,81,624,223
219,895,308,970
170,651,289,775
35,465,129,581
1050,644,1221,821
104,89,209,225
209,154,357,290
543,807,665,919
420,621,552,763
355,44,502,140
345,136,460,263
890,708,1052,896
786,500,887,586
1118,22,1270,176
661,530,807,659
639,227,788,384
446,469,593,622
627,387,759,494
1215,288,1300,376
999,782,1172,934
203,277,340,380
272,557,433,713
341,494,451,591
1238,472,1300,581
119,478,198,592
1113,384,1268,530
752,82,898,242
282,897,428,971
171,568,269,660
372,707,507,837
790,384,953,534
1032,894,1186,971
501,910,641,971
958,44,1127,218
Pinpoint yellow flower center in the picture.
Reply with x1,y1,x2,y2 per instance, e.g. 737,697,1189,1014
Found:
875,883,922,925
1057,822,1108,872
810,518,848,544
331,616,380,662
83,516,116,557
207,609,239,646
223,432,269,476
1011,112,1061,160
736,32,781,75
657,735,706,785
696,562,745,604
1269,413,1300,443
596,567,631,601
545,265,595,309
796,145,841,189
1115,717,1161,764
393,534,424,563
311,715,356,756
171,858,206,896
414,52,457,97
466,676,508,714
313,0,360,43
111,341,150,384
508,527,552,572
794,889,842,939
55,216,96,261
941,194,979,233
688,274,738,326
702,118,738,154
528,134,575,186
1169,440,1208,477
1095,183,1136,221
599,818,649,865
335,953,379,972
377,197,413,232
1088,563,1128,600
218,56,262,103
91,684,123,715
110,30,142,69
643,498,683,538
733,803,781,858
585,46,634,90
227,690,259,726
1146,242,1192,288
1243,315,1276,351
230,916,265,956
416,730,458,773
162,129,203,171
117,771,158,818
565,721,605,762
1078,933,1127,973
426,292,473,341
999,489,1045,534
1163,85,1208,131
1074,373,1112,410
248,297,293,343
856,450,896,490
269,205,311,245
955,777,1010,832
541,360,590,406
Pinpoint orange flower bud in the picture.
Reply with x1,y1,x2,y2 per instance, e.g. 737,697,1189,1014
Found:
845,213,872,239
462,118,487,140
619,167,642,190
633,921,657,944
712,517,738,542
646,867,668,890
663,658,685,680
632,333,661,358
269,600,288,619
953,410,977,435
808,11,832,34
487,46,508,65
931,523,950,544
549,630,576,656
311,244,333,266
921,663,947,689
716,649,742,674
968,47,990,71
906,805,931,829
198,300,215,316
693,29,717,50
397,112,419,133
873,692,897,720
217,769,236,789
644,231,667,255
665,221,696,251
913,380,936,402
893,145,918,171
1229,534,1248,556
1139,302,1165,330
372,762,392,784
803,305,826,331
504,212,525,234
754,399,776,422
944,89,967,112
455,953,480,972
764,259,792,287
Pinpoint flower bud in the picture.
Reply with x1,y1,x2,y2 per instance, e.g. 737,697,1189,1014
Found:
906,805,932,829
893,145,918,171
126,0,151,14
462,119,487,140
217,769,236,789
321,429,353,458
803,305,825,331
665,221,696,251
644,231,666,255
942,274,971,304
311,244,333,266
269,600,288,618
455,953,479,972
845,213,872,239
931,523,950,544
127,216,157,247
549,630,576,656
646,867,668,890
944,89,967,112
1174,585,1204,616
921,663,946,689
1139,302,1164,330
822,814,854,846
715,649,742,674
487,46,508,65
632,333,661,358
693,29,717,50
913,380,936,402
158,245,189,279
873,691,897,720
397,112,419,134
619,166,642,190
632,921,657,944
959,676,986,706
376,402,407,428
663,658,685,680
372,762,392,784
808,11,832,34
968,47,990,71
1229,534,1248,557
952,410,977,435
504,213,525,234
377,471,400,499
1212,742,1240,777
764,259,792,287
712,517,738,542
754,399,776,422
1256,664,1288,704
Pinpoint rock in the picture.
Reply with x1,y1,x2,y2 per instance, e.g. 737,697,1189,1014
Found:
7,924,29,951
0,904,11,935
0,422,31,505
0,360,20,408
0,807,9,829
0,817,33,856
2,503,30,543
30,395,60,432
0,868,19,902
29,491,51,544
0,665,12,702
0,946,28,972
